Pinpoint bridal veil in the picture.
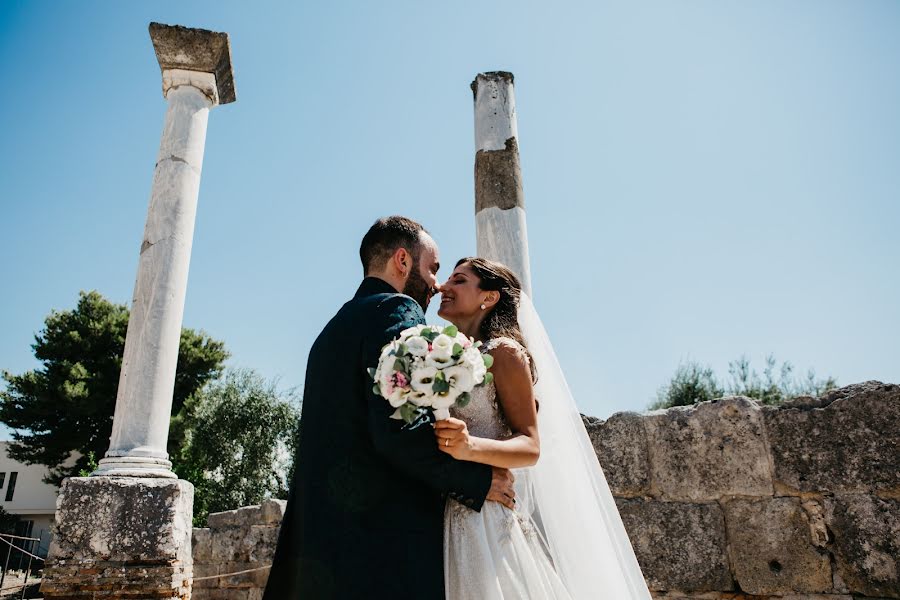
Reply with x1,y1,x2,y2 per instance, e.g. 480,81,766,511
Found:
516,294,652,599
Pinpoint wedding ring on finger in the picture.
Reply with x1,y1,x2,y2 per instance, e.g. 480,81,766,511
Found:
445,438,449,447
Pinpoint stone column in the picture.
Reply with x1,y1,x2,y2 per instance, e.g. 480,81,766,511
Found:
472,71,532,297
94,22,236,478
40,23,235,600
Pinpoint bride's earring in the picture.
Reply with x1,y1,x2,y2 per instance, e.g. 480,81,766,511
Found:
480,303,486,310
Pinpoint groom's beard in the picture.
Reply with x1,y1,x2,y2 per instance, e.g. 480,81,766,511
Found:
403,265,433,312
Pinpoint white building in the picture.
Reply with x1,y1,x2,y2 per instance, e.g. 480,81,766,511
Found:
0,442,71,559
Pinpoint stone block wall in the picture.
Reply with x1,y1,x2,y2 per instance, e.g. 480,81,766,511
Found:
585,380,899,599
191,500,285,600
193,381,899,599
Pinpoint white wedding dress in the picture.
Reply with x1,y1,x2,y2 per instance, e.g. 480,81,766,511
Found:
444,296,652,600
444,337,573,600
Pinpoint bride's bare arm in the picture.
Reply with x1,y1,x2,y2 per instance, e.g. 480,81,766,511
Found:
434,343,540,469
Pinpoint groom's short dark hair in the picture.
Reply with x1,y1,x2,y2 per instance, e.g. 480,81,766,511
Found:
360,216,428,275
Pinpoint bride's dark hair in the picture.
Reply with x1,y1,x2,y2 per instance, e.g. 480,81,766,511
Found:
456,257,537,382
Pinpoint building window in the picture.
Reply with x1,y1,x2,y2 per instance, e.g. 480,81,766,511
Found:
0,473,5,491
5,472,17,501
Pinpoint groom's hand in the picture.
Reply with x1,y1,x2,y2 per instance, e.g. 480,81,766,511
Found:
487,467,516,510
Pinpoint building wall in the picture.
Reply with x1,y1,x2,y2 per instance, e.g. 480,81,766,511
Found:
0,441,72,558
192,381,900,600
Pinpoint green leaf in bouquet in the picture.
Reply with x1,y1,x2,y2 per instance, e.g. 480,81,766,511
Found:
456,392,471,408
396,342,409,357
367,367,377,379
442,325,458,337
421,328,438,342
400,403,418,424
393,357,410,373
420,327,433,338
372,383,381,395
483,372,494,386
482,354,494,369
452,343,464,358
432,371,451,394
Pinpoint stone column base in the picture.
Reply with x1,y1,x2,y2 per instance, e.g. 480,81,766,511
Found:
40,476,194,600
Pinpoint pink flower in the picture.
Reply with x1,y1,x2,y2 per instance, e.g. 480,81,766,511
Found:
392,371,409,388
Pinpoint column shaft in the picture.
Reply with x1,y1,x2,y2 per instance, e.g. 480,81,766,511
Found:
96,82,213,478
472,72,533,297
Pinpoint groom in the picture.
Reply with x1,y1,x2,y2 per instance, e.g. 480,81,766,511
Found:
262,216,516,599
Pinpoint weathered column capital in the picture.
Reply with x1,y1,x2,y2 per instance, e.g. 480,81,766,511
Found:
162,69,219,105
149,22,236,105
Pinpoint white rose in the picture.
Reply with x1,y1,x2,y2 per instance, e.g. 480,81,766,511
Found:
410,366,439,395
405,336,429,357
406,391,431,407
377,356,399,387
425,352,454,369
443,365,476,393
432,386,462,410
400,324,427,338
461,348,487,382
432,334,454,355
386,385,409,408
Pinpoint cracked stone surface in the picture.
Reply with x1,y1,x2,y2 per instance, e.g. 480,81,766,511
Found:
99,81,212,474
723,497,832,595
617,498,733,591
584,411,651,497
825,493,900,598
764,381,900,494
192,499,285,597
645,396,774,501
41,477,193,599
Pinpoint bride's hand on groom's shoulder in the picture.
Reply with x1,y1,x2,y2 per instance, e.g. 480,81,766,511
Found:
434,418,474,461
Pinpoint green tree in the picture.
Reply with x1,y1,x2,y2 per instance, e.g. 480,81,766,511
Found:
727,354,837,406
652,355,837,409
651,361,724,409
171,369,301,527
0,291,228,485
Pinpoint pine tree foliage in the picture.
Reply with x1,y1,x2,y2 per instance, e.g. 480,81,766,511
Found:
0,291,228,484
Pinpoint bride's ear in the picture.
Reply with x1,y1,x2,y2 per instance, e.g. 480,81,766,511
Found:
483,290,500,309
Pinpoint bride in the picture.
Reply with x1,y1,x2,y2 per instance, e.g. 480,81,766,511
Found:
434,257,652,600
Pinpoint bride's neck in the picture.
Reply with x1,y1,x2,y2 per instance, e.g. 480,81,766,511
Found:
453,313,487,342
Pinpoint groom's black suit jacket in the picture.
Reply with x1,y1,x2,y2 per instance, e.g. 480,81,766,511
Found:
262,277,493,599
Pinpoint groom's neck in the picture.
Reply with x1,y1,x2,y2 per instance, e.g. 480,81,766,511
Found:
365,271,404,294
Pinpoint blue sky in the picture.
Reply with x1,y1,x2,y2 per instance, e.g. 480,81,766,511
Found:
1,1,898,442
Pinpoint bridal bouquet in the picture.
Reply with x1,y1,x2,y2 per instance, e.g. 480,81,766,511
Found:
369,324,494,428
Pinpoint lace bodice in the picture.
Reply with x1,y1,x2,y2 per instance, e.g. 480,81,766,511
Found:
444,336,571,599
450,336,530,440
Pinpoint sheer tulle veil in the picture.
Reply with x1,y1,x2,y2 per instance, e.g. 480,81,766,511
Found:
516,294,652,599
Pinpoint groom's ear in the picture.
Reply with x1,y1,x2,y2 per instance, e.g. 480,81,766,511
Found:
392,247,411,277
